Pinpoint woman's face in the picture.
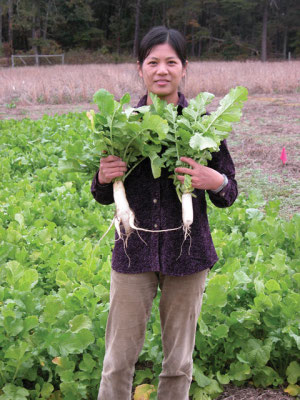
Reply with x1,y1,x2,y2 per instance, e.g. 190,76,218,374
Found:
138,42,187,105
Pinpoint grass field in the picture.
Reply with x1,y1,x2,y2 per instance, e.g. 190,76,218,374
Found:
1,60,300,106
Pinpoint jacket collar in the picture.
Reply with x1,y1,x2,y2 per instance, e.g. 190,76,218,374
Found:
136,92,188,110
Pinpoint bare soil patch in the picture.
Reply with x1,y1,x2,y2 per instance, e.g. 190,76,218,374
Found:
214,383,294,400
208,93,300,217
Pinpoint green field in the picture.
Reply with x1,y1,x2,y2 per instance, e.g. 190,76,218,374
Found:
0,113,299,400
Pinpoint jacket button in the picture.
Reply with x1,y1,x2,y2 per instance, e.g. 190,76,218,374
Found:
153,198,158,204
154,224,158,228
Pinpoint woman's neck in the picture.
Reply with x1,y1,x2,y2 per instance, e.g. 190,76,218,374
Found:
146,92,179,106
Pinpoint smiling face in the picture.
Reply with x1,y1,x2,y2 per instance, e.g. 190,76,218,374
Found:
138,42,187,105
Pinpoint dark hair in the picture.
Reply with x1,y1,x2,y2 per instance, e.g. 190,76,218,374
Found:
138,26,187,66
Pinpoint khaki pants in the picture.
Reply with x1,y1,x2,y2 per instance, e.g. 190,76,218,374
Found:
97,268,209,400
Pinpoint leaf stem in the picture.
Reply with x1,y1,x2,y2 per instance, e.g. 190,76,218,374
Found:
12,361,21,382
123,128,147,162
124,157,146,180
0,367,6,384
109,108,118,156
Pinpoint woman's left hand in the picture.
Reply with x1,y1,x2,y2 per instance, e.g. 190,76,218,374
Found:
175,157,224,191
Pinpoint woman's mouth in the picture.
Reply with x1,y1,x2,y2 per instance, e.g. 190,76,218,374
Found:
155,80,169,86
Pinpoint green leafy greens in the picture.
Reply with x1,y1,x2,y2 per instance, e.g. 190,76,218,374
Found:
60,89,168,181
0,114,299,400
146,86,248,200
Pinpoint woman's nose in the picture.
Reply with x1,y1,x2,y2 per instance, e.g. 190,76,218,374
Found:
157,62,168,74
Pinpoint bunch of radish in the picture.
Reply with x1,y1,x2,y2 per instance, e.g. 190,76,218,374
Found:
61,86,247,241
86,89,168,238
145,86,248,237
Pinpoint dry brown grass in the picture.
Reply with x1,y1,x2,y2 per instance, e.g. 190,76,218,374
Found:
0,60,299,106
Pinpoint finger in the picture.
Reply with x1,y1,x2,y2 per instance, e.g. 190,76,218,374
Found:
175,167,194,175
107,171,125,180
104,166,127,174
180,157,200,168
102,155,123,162
191,177,201,187
101,159,127,168
175,174,185,182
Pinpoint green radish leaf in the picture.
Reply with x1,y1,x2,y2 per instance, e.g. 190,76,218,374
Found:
134,368,154,385
149,153,164,179
4,341,29,360
0,384,29,400
150,91,167,114
229,362,251,381
79,353,97,372
188,91,215,115
69,314,92,333
193,364,212,387
41,382,54,398
23,316,39,332
189,134,219,151
58,159,83,173
120,92,131,105
204,86,248,134
15,269,39,291
93,89,115,115
59,329,95,354
141,113,168,140
286,361,300,385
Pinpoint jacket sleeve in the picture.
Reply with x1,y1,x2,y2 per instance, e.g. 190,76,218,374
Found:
90,170,114,205
206,139,238,208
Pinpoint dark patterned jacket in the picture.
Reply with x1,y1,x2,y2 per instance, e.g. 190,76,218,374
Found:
91,92,238,276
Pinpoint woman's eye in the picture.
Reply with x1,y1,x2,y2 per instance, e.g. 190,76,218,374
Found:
168,60,176,64
149,61,157,65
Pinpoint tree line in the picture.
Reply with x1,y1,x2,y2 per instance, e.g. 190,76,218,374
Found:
0,0,299,63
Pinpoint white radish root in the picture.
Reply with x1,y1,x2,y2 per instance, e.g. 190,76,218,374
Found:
112,180,183,245
175,192,193,260
113,180,135,237
182,192,193,239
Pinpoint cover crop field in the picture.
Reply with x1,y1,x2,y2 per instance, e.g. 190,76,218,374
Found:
0,109,299,399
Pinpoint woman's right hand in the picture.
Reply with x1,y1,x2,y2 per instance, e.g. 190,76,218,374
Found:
98,155,127,184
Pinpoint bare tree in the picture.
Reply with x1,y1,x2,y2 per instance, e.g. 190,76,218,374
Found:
0,2,3,47
43,0,52,40
8,0,13,50
133,0,141,57
32,1,41,65
261,0,268,61
261,0,279,61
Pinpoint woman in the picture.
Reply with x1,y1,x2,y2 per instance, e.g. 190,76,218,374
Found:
91,26,237,400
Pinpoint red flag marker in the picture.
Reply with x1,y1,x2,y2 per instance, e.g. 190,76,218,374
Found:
280,147,287,165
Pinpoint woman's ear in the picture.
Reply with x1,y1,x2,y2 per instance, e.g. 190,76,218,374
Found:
182,60,188,78
137,61,143,78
